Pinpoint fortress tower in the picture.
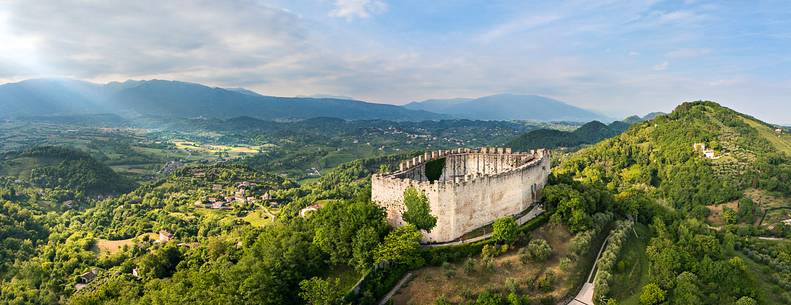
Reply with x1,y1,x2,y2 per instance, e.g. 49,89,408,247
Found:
371,147,551,243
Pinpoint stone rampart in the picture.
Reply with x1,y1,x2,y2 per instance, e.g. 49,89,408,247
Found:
371,147,550,243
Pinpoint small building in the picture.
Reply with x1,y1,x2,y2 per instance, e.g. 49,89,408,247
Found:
79,268,98,284
159,230,174,243
132,268,140,278
212,184,223,191
776,128,784,134
693,143,720,159
64,200,75,209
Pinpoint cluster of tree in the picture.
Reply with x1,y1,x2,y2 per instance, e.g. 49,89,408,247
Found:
276,154,408,218
542,177,614,233
737,239,791,302
641,215,759,304
0,200,49,274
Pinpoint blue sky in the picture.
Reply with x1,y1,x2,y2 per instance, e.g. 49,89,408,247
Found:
1,0,790,123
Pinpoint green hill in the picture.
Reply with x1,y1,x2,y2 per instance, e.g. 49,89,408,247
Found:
0,146,135,195
508,120,630,150
544,101,791,304
556,101,791,209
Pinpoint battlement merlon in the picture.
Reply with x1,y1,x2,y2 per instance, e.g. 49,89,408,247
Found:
386,148,550,185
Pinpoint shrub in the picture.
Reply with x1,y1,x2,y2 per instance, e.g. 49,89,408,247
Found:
559,257,572,271
464,257,477,274
483,257,497,273
526,239,552,262
537,272,556,292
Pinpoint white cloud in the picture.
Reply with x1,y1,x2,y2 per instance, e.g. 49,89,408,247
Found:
653,61,669,71
329,0,387,20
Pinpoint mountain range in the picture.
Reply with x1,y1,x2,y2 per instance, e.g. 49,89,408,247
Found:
0,79,612,122
0,79,445,121
405,94,611,122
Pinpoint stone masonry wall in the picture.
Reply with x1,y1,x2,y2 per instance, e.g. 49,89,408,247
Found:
371,148,550,243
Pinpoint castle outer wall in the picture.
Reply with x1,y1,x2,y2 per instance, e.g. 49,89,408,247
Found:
371,148,551,243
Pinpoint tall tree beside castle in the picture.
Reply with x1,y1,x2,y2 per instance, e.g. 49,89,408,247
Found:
402,187,437,232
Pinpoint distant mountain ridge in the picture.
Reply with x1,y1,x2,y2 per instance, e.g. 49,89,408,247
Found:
405,94,610,122
508,120,631,150
0,79,446,121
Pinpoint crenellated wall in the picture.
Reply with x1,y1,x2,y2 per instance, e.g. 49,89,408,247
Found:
371,147,551,243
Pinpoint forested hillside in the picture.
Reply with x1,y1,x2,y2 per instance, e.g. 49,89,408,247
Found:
508,120,631,151
0,146,135,195
543,101,791,304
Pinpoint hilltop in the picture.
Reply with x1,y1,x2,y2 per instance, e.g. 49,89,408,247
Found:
405,94,610,122
0,79,446,121
0,146,134,195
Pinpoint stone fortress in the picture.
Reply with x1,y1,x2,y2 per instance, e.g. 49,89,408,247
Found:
371,147,551,243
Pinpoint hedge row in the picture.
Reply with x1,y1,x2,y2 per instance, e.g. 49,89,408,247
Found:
592,220,635,304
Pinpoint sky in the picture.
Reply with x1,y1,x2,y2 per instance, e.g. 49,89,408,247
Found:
0,0,790,123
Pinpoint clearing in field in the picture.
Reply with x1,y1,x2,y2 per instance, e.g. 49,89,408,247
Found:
96,232,158,256
706,200,741,226
391,223,576,305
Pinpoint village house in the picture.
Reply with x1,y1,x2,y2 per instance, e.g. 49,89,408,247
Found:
693,143,720,160
79,268,98,284
75,268,98,290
